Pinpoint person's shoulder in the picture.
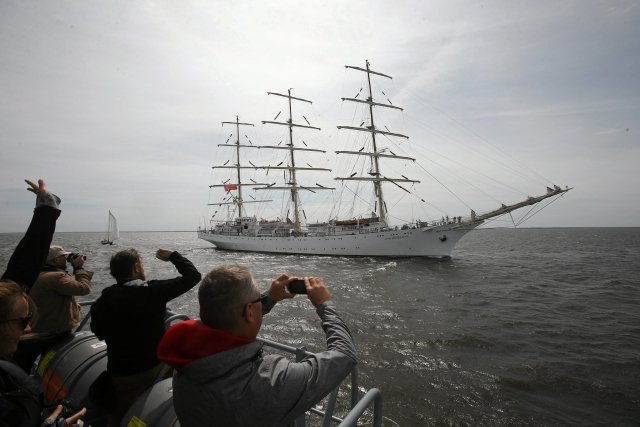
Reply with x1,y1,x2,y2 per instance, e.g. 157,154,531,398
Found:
0,360,31,387
92,284,121,301
0,366,19,391
101,285,158,302
38,269,65,278
32,270,66,287
97,283,117,292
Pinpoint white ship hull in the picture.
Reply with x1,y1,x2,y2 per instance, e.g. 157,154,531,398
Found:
198,224,479,257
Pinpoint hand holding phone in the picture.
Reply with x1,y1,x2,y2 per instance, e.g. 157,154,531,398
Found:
287,279,307,294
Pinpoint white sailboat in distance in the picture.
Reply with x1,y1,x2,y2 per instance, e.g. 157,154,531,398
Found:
197,60,571,257
101,210,119,245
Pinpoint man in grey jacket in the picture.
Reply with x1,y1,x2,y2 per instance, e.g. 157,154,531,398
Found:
157,265,357,427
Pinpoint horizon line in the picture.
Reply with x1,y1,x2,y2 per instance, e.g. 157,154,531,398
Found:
2,226,640,234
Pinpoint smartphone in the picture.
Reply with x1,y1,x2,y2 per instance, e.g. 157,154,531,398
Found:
288,279,307,294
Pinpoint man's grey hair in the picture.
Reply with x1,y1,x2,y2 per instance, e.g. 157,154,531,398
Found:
199,264,258,330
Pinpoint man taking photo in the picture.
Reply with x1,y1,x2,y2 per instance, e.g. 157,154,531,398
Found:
157,264,357,427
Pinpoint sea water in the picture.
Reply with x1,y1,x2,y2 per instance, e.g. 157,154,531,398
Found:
1,227,638,426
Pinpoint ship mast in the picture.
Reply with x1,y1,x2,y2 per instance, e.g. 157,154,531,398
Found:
336,60,419,226
209,116,272,218
258,89,334,233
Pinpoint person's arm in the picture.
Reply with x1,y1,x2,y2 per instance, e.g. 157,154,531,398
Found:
41,270,93,296
1,179,61,293
304,277,357,363
253,302,357,426
262,274,297,314
148,250,202,301
257,278,358,425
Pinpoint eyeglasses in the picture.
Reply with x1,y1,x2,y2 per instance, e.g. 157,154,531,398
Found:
2,312,33,329
250,294,268,305
243,294,268,315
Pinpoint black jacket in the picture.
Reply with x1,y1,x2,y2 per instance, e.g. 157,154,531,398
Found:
90,252,201,375
2,205,60,292
0,360,41,427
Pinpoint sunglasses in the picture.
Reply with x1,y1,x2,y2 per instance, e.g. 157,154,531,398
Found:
3,312,33,329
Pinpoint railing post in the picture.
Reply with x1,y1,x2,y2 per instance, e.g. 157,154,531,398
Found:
351,367,359,409
321,388,339,427
336,388,383,427
164,314,190,328
76,299,97,331
294,346,307,362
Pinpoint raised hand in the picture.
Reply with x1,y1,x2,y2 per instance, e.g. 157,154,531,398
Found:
25,179,48,199
25,178,60,208
267,275,297,302
155,249,175,261
305,277,331,307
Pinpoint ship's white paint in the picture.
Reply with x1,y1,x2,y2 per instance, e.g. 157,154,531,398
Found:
197,223,479,257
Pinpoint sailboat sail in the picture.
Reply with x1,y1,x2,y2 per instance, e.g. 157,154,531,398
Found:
101,210,119,245
197,61,571,257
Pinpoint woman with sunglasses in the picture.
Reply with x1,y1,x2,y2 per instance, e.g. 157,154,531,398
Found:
0,281,87,427
0,179,85,427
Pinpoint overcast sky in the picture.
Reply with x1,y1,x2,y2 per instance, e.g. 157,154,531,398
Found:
1,0,638,232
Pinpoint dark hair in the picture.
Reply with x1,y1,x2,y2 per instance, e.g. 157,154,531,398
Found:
110,249,141,283
199,265,257,331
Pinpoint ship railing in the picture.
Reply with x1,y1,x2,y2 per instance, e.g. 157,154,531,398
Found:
77,301,383,427
76,300,94,330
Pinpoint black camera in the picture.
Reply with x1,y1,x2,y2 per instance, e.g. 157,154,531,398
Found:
287,279,307,294
66,253,86,262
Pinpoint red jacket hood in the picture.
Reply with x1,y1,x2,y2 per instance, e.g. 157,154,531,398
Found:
157,320,252,369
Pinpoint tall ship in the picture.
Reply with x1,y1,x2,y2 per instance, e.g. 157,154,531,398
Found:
197,61,570,257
